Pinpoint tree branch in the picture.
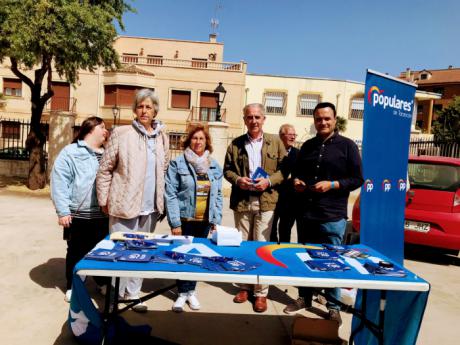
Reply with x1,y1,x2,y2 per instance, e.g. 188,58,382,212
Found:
40,59,54,104
10,57,34,89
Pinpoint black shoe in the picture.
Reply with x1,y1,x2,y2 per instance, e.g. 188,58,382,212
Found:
328,309,342,326
283,297,312,314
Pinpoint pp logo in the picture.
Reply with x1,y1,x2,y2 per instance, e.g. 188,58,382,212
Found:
398,179,406,191
364,179,374,192
382,179,391,192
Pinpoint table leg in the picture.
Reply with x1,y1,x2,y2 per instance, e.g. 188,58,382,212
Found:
349,289,368,344
101,278,120,345
378,290,386,345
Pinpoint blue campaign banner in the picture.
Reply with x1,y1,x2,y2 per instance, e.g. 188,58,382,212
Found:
360,70,416,265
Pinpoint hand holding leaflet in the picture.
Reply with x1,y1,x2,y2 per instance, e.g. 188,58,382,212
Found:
251,167,268,183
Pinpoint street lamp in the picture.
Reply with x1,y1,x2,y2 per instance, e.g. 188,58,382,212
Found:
214,82,227,122
112,104,120,127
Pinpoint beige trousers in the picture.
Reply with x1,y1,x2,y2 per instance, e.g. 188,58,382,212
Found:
233,196,274,297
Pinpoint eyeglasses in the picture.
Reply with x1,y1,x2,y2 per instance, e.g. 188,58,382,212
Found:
283,133,297,138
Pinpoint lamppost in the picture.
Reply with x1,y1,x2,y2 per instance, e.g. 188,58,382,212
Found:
214,82,227,122
112,104,120,128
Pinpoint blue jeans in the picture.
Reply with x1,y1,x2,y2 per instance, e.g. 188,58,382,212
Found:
298,218,347,310
177,221,211,293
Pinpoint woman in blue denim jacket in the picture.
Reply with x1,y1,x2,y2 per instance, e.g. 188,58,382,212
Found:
165,124,223,312
51,116,109,303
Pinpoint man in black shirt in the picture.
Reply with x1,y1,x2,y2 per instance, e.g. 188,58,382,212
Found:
284,102,363,325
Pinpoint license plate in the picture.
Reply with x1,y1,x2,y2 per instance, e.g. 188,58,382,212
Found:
405,220,430,233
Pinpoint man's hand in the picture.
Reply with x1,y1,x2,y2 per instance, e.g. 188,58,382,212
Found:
293,178,307,192
311,181,334,193
171,227,182,235
58,215,72,228
236,177,254,190
253,177,270,191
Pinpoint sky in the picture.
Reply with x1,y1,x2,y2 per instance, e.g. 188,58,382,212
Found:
119,0,460,82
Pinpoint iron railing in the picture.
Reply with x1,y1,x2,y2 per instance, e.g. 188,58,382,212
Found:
409,139,460,158
0,118,49,160
188,107,226,123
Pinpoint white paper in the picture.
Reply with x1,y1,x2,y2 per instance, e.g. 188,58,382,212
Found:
94,239,115,250
211,225,242,246
153,235,194,244
173,243,221,257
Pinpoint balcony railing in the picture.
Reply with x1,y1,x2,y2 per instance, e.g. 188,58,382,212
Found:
121,55,244,72
45,97,77,113
188,107,226,122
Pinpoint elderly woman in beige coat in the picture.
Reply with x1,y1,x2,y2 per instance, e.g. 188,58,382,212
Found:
97,88,169,312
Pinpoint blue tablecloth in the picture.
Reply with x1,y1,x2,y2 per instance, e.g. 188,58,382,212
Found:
69,239,429,345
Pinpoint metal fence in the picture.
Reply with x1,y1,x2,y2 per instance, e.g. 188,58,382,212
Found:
409,139,460,158
0,118,49,160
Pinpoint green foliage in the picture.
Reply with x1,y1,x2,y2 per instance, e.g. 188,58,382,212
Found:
0,92,5,109
0,0,133,189
0,0,133,84
336,115,347,133
432,96,460,143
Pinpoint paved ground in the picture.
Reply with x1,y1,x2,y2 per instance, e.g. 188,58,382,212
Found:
0,189,459,344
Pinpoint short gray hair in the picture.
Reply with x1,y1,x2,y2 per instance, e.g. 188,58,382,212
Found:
279,123,295,135
132,88,160,115
243,103,265,116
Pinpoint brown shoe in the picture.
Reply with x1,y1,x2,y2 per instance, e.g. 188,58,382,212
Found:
254,297,267,313
233,290,249,303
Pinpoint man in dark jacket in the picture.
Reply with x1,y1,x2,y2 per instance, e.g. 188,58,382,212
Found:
270,124,300,243
284,102,363,325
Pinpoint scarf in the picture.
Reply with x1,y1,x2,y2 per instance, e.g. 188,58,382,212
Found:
184,147,211,174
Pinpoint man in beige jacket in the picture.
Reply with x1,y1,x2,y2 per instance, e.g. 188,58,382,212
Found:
224,103,286,313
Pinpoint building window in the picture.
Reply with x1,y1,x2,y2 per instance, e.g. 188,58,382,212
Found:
297,93,320,116
433,87,444,96
1,120,20,139
264,91,287,115
420,73,428,80
168,132,185,150
192,58,208,68
349,97,364,120
104,85,147,106
3,78,22,97
147,55,163,65
171,90,191,109
433,104,443,113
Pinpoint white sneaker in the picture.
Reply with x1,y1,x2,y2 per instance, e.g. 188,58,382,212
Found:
317,294,327,305
187,291,201,310
125,294,148,313
340,288,357,306
172,293,188,313
65,289,72,303
132,301,147,313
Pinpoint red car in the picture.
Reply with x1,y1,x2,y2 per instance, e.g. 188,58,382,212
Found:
350,155,460,253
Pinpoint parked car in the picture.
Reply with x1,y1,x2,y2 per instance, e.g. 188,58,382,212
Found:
350,155,460,254
0,146,29,160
